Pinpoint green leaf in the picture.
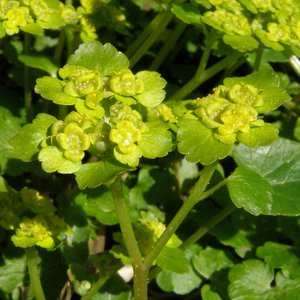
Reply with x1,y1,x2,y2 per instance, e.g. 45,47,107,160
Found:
75,160,128,189
138,121,173,159
68,42,129,76
156,247,189,273
201,285,222,300
192,247,233,279
21,23,43,35
227,166,274,215
38,146,81,174
237,123,279,147
18,55,58,77
223,35,259,52
9,113,57,162
74,186,118,225
171,3,202,25
228,259,274,300
135,71,167,107
0,107,21,173
294,117,300,141
35,77,79,105
177,118,232,165
231,138,300,216
0,250,26,297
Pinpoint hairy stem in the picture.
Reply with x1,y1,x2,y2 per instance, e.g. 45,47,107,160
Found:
144,162,218,268
170,52,240,101
129,10,173,68
110,177,148,300
26,247,46,300
149,21,187,71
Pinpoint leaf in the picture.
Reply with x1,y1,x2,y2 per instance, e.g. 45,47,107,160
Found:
138,121,174,159
0,250,27,297
294,117,300,141
38,146,81,174
156,247,189,273
201,284,222,300
192,247,233,279
237,123,279,147
75,160,128,189
0,107,21,173
230,138,300,216
228,259,274,300
9,113,57,162
35,77,79,105
18,55,58,77
135,71,167,107
74,186,118,225
68,42,129,76
223,35,259,52
171,3,202,25
177,118,232,165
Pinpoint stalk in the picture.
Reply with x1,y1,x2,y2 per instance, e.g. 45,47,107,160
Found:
26,247,46,300
24,33,32,122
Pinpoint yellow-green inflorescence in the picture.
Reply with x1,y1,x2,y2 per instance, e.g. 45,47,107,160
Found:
194,83,265,144
200,0,300,54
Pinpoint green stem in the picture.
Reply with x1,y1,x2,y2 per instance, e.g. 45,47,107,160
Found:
26,247,46,300
181,202,236,249
129,10,173,68
253,46,264,71
24,33,32,122
81,263,121,300
149,21,187,71
110,177,148,300
125,11,166,58
144,162,217,268
54,30,66,64
170,52,241,101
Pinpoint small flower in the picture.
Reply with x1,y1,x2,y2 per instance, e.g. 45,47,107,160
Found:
56,123,90,162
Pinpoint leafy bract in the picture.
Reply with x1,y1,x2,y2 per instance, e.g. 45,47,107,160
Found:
223,35,259,52
67,42,129,76
138,121,173,159
177,118,232,164
171,3,202,25
75,160,128,189
228,138,300,216
9,113,57,162
35,77,79,105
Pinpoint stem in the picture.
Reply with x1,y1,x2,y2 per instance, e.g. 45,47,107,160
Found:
110,177,148,300
129,10,173,68
54,30,66,64
81,263,121,300
26,247,46,300
253,46,264,71
144,162,217,268
149,21,187,71
181,202,236,248
170,52,241,101
24,33,32,122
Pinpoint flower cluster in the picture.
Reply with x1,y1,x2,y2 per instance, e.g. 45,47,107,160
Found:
195,83,264,144
200,0,300,54
0,0,100,41
0,186,71,249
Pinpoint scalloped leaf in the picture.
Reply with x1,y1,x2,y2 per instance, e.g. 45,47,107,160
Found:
19,55,58,77
10,113,57,162
38,146,81,174
177,119,232,165
35,77,79,105
21,23,43,36
75,160,128,189
138,121,174,159
237,123,279,147
67,42,129,76
135,71,167,107
229,138,300,216
223,35,259,52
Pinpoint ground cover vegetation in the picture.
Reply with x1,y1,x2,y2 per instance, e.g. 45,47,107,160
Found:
1,0,300,299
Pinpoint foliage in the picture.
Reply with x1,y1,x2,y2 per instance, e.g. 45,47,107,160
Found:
1,0,300,299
